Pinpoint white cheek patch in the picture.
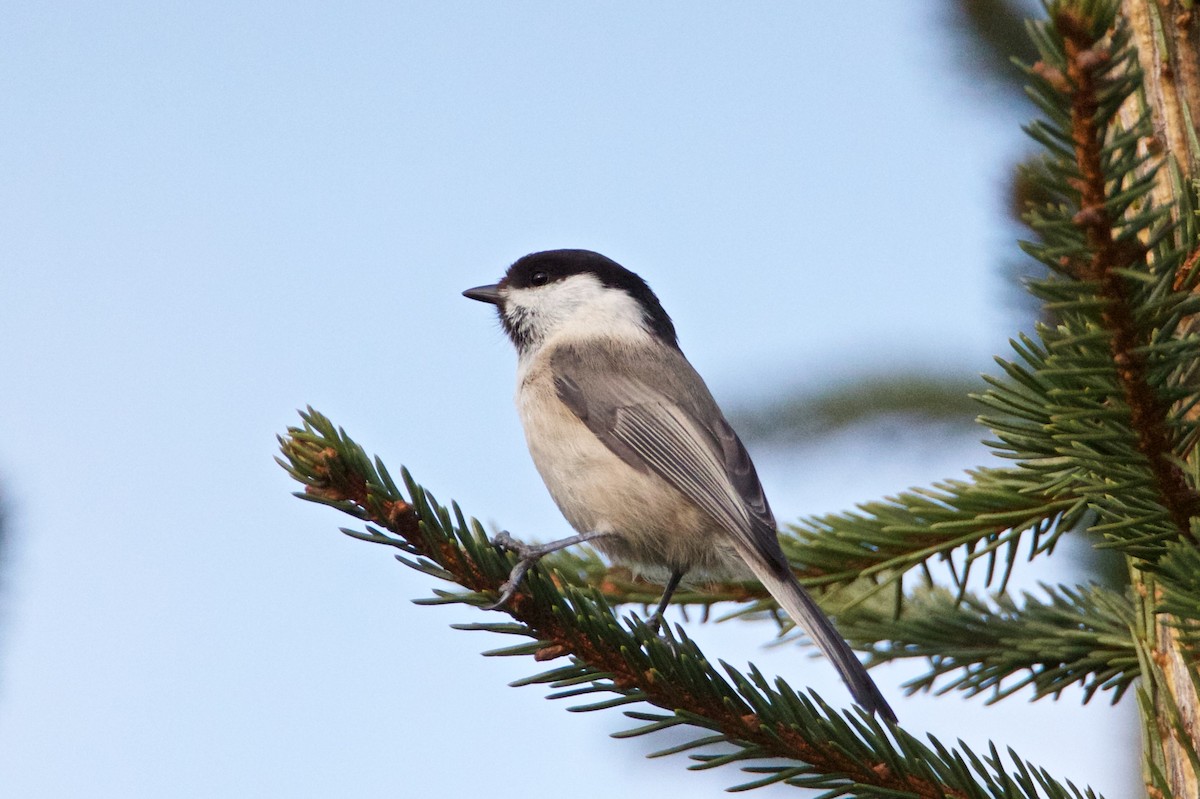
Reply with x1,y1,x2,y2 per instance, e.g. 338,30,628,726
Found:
505,274,651,347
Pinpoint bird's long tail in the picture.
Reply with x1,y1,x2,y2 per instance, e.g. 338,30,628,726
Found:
737,545,897,723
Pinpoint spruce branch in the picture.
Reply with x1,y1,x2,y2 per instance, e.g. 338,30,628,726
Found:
1056,6,1198,541
845,583,1138,704
278,408,1103,799
1013,4,1200,794
532,466,1084,622
1153,543,1200,638
978,0,1200,562
782,467,1082,591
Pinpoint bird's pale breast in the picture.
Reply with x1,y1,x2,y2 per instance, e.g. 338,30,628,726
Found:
516,353,739,578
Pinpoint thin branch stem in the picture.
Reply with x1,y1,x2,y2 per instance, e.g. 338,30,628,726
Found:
281,423,984,798
1051,7,1200,542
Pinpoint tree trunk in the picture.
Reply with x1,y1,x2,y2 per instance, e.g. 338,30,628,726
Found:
1118,3,1200,797
1119,0,1200,182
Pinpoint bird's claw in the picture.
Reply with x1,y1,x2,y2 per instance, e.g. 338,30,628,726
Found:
481,578,520,611
484,532,540,610
482,528,613,611
491,531,519,553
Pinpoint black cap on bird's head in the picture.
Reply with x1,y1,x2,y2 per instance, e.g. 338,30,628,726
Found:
463,249,678,351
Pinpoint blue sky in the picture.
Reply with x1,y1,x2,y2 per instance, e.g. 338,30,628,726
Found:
1,3,1136,797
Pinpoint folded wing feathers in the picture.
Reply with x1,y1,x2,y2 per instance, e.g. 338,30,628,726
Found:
612,402,896,721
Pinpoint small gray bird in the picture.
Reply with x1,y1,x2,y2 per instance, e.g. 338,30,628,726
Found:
464,249,895,722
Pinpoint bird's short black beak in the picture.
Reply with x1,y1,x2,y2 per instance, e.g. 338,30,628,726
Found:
463,283,503,305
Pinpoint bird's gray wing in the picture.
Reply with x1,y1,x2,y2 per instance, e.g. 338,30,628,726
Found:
550,341,787,572
551,341,899,722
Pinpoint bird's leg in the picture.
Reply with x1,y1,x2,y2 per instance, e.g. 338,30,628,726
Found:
484,529,612,611
646,569,686,632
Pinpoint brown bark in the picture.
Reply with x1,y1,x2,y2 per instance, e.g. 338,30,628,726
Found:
1118,3,1200,797
1119,1,1200,185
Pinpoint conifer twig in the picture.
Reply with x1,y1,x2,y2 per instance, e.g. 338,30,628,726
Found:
278,408,1103,799
1047,7,1200,542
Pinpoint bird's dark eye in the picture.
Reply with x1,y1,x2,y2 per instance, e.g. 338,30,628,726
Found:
530,270,550,286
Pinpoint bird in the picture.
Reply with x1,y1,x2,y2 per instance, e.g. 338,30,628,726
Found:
463,248,895,722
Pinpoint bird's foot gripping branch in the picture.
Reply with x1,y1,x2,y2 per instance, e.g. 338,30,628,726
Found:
278,408,1109,798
